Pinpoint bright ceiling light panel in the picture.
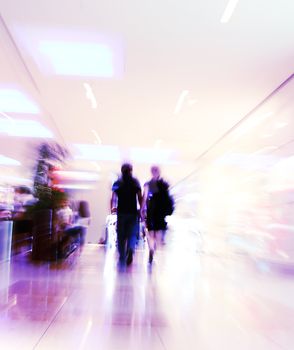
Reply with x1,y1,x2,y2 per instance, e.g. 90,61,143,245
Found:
215,153,276,170
0,155,21,166
0,89,39,114
55,184,95,190
39,41,115,77
0,119,53,138
0,175,31,184
74,144,121,162
130,147,177,164
53,171,99,181
12,25,124,78
221,0,239,23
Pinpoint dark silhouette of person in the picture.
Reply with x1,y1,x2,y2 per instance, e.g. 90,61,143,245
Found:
141,166,170,263
111,163,142,265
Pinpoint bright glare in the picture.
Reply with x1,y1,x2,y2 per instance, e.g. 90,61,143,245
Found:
54,184,95,190
0,155,21,166
39,41,114,77
53,170,99,181
130,147,177,164
0,89,39,114
232,112,273,140
0,119,53,138
74,144,121,162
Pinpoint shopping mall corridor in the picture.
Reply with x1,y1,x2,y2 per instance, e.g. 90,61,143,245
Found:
1,229,294,350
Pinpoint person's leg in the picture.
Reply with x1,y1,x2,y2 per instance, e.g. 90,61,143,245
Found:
79,227,86,245
147,230,156,251
136,215,140,243
146,204,159,263
147,230,157,263
146,211,156,250
64,226,81,243
154,230,163,248
148,214,166,263
161,229,166,244
116,215,127,261
158,216,167,245
126,214,138,265
126,215,138,252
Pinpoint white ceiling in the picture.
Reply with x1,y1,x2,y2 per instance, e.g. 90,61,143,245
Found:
0,0,293,183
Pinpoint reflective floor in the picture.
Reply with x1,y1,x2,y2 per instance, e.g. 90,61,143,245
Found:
1,231,294,350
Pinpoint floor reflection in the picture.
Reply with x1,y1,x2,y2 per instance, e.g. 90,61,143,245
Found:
0,232,294,349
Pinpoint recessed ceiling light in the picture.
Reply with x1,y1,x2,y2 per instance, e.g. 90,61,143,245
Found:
91,129,102,144
221,0,239,24
174,90,189,115
84,84,98,109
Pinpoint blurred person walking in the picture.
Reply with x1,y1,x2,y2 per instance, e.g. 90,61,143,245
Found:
141,166,173,263
111,163,142,265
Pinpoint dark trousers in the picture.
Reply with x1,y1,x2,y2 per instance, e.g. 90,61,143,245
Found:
117,214,138,260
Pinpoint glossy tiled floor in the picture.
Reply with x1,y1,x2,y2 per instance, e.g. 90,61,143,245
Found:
1,231,294,350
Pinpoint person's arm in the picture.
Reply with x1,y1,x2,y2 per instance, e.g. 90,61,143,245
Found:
140,183,148,220
137,189,143,211
110,191,117,214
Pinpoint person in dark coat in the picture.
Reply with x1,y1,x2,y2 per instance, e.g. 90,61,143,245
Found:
111,163,142,265
141,166,170,263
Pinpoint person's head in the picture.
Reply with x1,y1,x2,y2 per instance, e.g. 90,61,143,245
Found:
121,163,133,180
151,165,160,180
60,199,69,208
